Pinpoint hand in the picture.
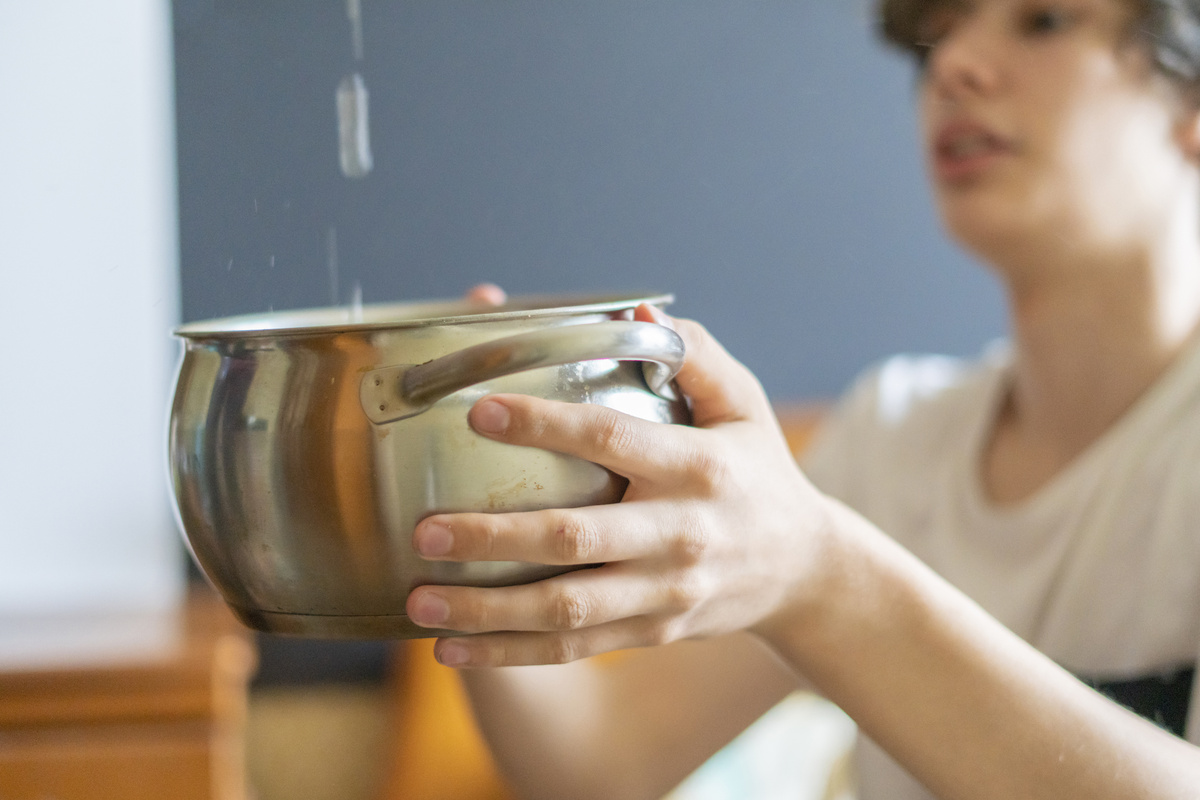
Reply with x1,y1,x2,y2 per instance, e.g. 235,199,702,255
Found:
405,305,833,667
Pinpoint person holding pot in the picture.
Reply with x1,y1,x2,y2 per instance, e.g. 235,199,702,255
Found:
406,0,1200,797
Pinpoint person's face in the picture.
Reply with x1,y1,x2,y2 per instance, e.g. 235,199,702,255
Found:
918,0,1200,264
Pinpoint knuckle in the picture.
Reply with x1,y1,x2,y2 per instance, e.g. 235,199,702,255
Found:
664,573,707,613
730,357,763,391
522,402,553,439
459,591,491,633
480,639,506,668
672,509,713,564
592,411,638,456
551,589,594,631
677,319,721,367
688,447,730,495
674,318,709,346
554,513,600,563
474,516,501,560
645,618,681,647
544,634,581,665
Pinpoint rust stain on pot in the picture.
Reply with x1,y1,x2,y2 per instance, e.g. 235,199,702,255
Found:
486,474,532,510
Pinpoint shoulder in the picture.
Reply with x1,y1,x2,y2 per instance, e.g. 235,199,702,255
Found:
801,346,1008,499
814,347,1004,450
865,352,984,424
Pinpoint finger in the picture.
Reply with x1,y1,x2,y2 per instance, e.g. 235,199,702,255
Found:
430,617,671,667
468,394,702,482
465,283,507,306
406,564,695,635
634,303,772,428
413,502,683,564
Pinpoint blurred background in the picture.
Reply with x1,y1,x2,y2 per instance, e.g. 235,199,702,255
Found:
1,1,1005,799
174,0,1004,400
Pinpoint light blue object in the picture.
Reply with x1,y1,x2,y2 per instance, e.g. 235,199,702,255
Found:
665,693,856,800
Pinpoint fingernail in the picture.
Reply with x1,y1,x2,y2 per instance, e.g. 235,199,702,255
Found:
471,399,510,435
410,591,450,626
415,520,453,558
437,641,470,667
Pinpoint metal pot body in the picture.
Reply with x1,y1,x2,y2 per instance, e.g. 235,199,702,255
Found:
168,294,689,638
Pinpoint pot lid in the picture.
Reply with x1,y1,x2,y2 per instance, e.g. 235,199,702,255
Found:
174,292,674,340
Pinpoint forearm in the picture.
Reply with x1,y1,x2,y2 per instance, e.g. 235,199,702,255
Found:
761,499,1200,800
460,661,623,800
459,636,799,800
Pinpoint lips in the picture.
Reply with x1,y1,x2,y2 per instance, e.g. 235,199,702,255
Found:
932,119,1014,181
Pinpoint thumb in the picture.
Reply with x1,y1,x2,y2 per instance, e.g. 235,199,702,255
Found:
634,304,771,429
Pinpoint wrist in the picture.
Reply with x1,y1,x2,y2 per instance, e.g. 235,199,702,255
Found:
748,493,857,651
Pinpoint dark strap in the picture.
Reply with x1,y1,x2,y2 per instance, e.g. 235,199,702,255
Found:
1079,664,1195,738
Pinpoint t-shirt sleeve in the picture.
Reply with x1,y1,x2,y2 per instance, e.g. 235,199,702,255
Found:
798,353,974,506
798,365,886,505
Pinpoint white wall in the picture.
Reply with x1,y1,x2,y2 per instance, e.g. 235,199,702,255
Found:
0,0,183,615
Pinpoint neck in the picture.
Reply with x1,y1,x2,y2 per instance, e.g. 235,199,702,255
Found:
994,212,1200,453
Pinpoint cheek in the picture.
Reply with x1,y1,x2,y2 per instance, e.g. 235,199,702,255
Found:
1028,65,1179,226
1066,96,1178,214
1022,53,1124,166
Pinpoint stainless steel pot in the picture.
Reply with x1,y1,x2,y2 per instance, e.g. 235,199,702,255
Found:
168,293,689,638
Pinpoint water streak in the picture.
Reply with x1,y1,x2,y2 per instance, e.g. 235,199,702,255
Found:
346,0,364,61
350,281,364,323
337,74,373,178
326,226,340,305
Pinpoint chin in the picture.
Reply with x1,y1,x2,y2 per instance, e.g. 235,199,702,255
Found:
940,200,1018,251
935,183,1050,261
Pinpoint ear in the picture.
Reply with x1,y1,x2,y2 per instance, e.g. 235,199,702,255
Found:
1175,103,1200,162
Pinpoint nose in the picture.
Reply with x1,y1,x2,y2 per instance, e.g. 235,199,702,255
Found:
923,20,1002,101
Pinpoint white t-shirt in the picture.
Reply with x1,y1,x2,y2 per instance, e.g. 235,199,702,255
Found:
800,339,1200,800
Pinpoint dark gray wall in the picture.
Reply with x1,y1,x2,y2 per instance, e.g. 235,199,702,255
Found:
174,0,1005,402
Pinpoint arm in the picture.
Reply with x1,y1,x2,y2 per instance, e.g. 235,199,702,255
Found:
763,498,1200,800
408,306,1200,799
460,633,799,800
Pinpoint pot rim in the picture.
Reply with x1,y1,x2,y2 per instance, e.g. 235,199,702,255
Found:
174,291,674,340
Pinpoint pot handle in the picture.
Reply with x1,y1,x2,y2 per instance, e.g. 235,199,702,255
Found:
359,320,686,424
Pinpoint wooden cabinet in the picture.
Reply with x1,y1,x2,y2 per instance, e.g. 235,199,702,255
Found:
0,589,256,800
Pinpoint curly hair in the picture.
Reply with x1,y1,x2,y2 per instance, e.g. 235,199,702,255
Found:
878,0,1200,87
